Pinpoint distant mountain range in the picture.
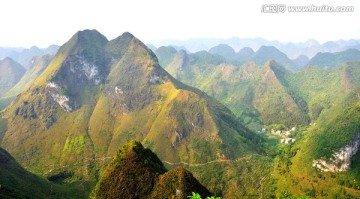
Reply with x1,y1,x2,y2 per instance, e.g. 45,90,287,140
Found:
155,44,360,72
156,45,360,129
0,31,360,198
0,54,54,109
0,57,25,97
0,45,59,68
150,37,360,59
306,49,360,69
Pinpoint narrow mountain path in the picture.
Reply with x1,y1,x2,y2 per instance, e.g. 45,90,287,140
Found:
162,155,253,167
47,155,253,173
46,156,113,173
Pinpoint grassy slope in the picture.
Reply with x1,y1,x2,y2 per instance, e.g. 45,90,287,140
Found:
0,54,53,110
165,55,309,129
268,62,360,198
0,115,7,142
0,58,25,97
160,50,360,198
0,147,87,199
155,46,178,68
162,51,360,130
251,46,296,71
306,49,360,70
270,118,360,198
2,54,52,98
166,50,225,88
1,30,265,197
285,67,344,121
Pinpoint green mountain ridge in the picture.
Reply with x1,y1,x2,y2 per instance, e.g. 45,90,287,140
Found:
206,44,298,71
306,49,360,70
0,45,59,69
155,46,178,68
0,147,73,198
1,30,360,198
0,58,25,98
157,49,360,197
269,95,360,198
160,49,310,129
251,46,297,71
92,140,211,199
0,29,264,197
0,54,53,110
209,44,236,61
158,49,360,130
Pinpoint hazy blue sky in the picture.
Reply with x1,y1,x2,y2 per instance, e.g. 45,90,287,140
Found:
0,0,359,47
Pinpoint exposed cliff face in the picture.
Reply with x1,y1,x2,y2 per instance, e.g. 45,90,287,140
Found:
313,133,360,172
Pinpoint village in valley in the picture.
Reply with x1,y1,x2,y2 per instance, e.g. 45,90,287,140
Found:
259,126,297,144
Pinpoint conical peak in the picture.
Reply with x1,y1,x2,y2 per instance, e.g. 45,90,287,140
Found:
59,29,108,57
74,29,107,41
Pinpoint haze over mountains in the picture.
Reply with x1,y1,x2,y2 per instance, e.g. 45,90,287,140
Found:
0,58,25,97
155,43,360,128
0,55,54,109
0,45,59,69
154,43,360,72
151,37,360,59
0,30,360,198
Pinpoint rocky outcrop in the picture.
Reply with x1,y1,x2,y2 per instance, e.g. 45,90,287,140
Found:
313,133,360,172
46,82,72,112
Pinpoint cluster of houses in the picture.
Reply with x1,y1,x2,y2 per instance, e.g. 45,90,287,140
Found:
270,127,296,135
280,137,296,144
257,126,297,144
265,127,297,144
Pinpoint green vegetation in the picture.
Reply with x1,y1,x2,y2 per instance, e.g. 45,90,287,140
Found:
92,141,211,199
0,30,265,198
268,125,360,198
163,57,309,129
0,147,87,198
311,101,360,159
0,116,7,141
0,57,25,99
63,135,86,154
188,192,221,199
208,44,236,63
306,49,360,70
1,30,360,198
155,46,178,68
0,54,53,109
159,49,360,134
158,48,360,198
251,46,297,71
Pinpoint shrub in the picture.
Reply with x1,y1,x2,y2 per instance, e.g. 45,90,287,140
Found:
188,192,221,199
